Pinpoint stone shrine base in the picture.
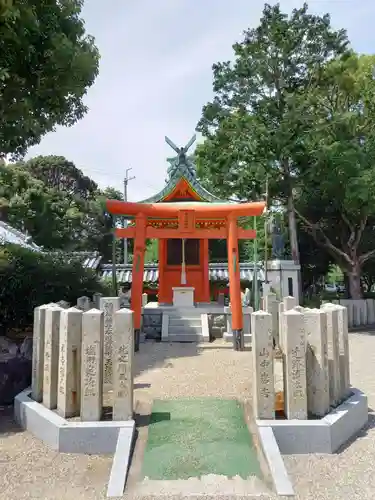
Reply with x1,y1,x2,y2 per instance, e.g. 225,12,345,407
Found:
14,388,135,498
14,388,135,455
257,388,368,454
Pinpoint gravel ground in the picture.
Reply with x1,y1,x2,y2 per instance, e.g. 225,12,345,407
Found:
1,333,374,499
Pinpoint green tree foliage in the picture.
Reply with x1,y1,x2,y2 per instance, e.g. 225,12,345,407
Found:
196,2,349,268
0,0,99,159
0,156,124,261
0,243,110,332
293,54,375,298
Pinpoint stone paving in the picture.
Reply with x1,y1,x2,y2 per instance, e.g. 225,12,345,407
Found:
0,332,375,499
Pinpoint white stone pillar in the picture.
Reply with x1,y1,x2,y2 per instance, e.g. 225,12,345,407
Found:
304,309,330,417
283,296,297,311
77,296,91,311
278,302,285,350
43,306,62,409
80,309,104,421
321,304,341,406
57,300,70,309
324,303,350,399
57,307,83,418
100,297,121,386
264,293,278,347
112,309,134,421
337,304,350,399
93,292,103,309
142,293,148,307
251,311,275,419
283,310,307,419
32,305,49,402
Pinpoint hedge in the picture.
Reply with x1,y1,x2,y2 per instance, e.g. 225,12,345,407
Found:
0,244,110,333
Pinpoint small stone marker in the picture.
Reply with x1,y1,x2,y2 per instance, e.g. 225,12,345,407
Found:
142,293,148,307
264,294,278,346
278,302,285,349
77,296,91,311
337,304,350,398
57,307,83,418
251,311,275,419
321,304,341,406
100,297,121,385
93,292,103,309
294,305,304,312
57,300,70,309
81,309,104,421
283,296,297,311
304,309,330,417
283,310,307,419
324,303,350,399
113,309,134,421
43,306,62,409
32,305,49,402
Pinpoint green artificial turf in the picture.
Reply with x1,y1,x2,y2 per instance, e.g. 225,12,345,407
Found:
141,398,262,480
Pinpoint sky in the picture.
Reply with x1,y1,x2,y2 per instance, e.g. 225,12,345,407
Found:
26,0,375,201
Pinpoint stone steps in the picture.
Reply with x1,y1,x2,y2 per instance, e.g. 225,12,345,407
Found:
169,318,202,328
164,332,205,342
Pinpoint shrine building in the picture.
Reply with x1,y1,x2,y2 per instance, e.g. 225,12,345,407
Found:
104,135,300,346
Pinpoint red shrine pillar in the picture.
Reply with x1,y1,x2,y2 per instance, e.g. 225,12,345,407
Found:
227,214,244,350
130,213,146,352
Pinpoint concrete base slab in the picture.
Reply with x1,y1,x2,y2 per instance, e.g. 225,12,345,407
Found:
257,388,368,454
14,388,135,455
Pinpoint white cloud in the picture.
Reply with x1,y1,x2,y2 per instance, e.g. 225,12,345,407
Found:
26,0,375,201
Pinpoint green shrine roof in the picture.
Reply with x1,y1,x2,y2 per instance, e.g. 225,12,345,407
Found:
138,135,228,204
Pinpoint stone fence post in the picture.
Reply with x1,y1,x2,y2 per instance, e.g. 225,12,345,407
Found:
77,296,91,311
264,293,278,347
304,309,330,417
283,310,307,419
100,297,121,386
80,309,104,421
251,311,275,419
57,307,83,418
43,305,62,409
113,309,134,421
321,304,341,407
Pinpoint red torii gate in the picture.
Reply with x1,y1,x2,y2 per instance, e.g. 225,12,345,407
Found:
106,199,266,350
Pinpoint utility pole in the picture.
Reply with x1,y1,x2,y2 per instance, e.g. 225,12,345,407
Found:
123,168,135,264
264,176,269,285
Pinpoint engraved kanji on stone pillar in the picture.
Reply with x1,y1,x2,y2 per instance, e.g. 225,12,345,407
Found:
283,310,307,419
304,309,330,417
100,297,121,386
57,307,83,418
43,306,62,409
251,311,275,419
112,309,134,421
80,309,104,421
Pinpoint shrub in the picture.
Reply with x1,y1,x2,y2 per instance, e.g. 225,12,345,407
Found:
0,244,110,333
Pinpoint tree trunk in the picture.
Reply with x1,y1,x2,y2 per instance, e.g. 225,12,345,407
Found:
346,262,362,299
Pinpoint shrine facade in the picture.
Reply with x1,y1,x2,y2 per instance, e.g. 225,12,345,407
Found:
105,135,266,349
